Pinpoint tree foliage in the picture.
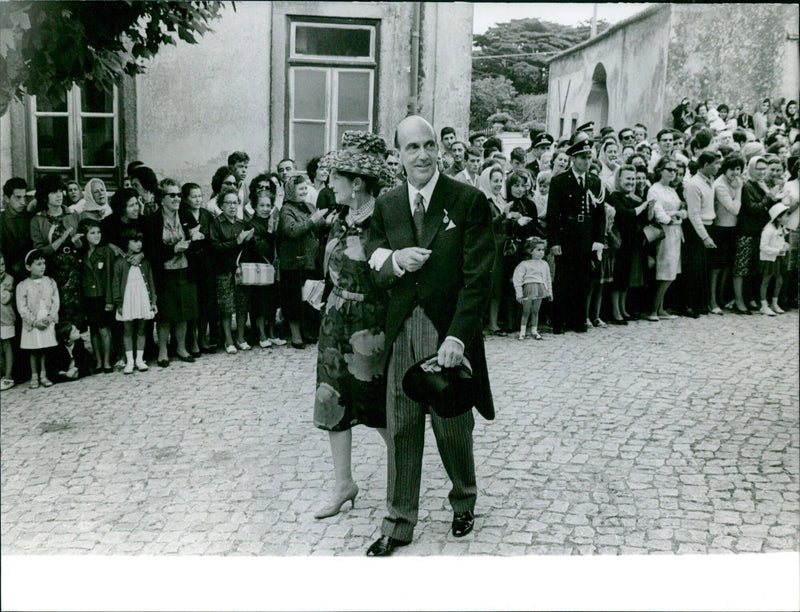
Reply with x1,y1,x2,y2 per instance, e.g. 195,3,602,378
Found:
0,1,230,115
470,76,517,130
471,17,609,129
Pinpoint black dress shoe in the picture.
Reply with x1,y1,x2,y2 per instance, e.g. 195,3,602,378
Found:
610,318,628,326
157,359,169,368
176,353,195,363
290,341,305,350
200,345,217,354
452,510,474,537
366,535,410,557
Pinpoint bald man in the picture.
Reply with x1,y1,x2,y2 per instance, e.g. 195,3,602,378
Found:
365,116,495,556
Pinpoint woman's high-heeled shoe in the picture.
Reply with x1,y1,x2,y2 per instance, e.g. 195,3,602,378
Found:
313,485,359,519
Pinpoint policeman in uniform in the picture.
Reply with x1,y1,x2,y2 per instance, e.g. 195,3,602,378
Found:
525,133,554,178
546,133,606,333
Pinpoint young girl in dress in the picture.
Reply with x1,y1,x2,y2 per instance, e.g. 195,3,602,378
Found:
758,203,791,315
79,219,115,372
112,228,157,374
15,249,59,388
512,237,553,340
1,254,16,390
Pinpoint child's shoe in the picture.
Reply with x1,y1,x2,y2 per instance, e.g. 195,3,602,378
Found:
29,378,40,389
123,361,134,374
39,375,53,387
259,339,273,348
270,337,287,346
0,378,15,391
135,359,149,372
759,304,776,316
531,330,543,340
771,302,785,314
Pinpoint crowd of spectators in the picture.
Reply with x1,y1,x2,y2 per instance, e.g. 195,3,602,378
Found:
1,96,798,391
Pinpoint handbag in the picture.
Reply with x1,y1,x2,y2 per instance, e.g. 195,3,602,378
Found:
235,251,274,286
642,224,665,244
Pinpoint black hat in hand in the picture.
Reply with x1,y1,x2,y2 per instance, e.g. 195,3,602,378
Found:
402,355,475,418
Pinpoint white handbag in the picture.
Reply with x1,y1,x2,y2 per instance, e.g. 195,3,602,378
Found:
235,251,275,286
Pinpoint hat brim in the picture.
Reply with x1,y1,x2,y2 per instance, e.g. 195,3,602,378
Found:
402,354,475,418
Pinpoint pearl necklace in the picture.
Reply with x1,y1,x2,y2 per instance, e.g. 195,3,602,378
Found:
346,198,375,226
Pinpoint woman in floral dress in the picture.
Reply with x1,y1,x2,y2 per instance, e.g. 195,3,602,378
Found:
313,132,392,519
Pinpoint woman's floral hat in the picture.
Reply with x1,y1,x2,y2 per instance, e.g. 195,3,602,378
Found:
320,131,393,184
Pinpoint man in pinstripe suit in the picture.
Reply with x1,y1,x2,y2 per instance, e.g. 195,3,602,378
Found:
365,115,495,556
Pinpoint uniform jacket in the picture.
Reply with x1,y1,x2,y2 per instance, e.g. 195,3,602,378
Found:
546,170,606,253
366,173,495,421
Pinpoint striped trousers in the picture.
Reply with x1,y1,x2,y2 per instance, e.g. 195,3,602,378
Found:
381,306,476,542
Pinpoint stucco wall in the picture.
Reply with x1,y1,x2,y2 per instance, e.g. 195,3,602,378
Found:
134,2,271,194
418,2,473,141
666,4,800,120
0,110,12,184
546,5,671,138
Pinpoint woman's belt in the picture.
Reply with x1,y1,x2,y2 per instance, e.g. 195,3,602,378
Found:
332,286,366,302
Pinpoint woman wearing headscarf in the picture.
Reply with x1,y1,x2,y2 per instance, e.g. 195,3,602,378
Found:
29,175,86,331
74,178,113,222
479,164,510,334
312,131,392,519
607,164,650,324
732,156,780,313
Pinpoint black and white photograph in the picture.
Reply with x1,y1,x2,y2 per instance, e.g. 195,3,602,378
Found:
1,2,798,610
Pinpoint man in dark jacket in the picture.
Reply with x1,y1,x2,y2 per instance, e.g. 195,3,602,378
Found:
365,115,495,556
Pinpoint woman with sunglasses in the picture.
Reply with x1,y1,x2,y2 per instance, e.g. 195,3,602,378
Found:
647,157,687,321
141,178,201,366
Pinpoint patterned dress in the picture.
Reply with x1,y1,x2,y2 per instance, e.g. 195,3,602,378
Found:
314,215,388,431
47,215,86,330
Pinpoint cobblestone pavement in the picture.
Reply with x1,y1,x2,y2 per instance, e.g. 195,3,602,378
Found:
1,312,798,557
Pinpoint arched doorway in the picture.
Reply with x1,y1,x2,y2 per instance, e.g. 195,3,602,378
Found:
584,63,609,131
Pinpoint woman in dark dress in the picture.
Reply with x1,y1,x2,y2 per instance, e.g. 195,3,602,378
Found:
312,132,391,519
29,175,86,331
141,178,201,366
102,188,143,256
607,165,650,323
180,181,218,354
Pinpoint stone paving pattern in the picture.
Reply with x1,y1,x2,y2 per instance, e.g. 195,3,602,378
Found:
1,313,798,556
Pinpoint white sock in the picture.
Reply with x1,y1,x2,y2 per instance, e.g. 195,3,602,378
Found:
125,350,134,365
135,350,145,364
519,325,527,337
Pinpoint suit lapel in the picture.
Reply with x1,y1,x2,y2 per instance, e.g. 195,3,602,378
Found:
386,184,416,248
420,176,450,249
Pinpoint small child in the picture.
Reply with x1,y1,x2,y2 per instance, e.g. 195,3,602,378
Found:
1,254,16,390
15,249,59,388
50,322,93,382
512,237,553,340
759,203,791,315
112,228,157,373
80,218,115,372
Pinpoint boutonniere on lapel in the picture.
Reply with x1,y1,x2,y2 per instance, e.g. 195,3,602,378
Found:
443,208,456,230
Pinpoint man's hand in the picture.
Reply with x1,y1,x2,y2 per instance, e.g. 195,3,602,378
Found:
437,337,464,368
395,247,431,273
550,245,562,256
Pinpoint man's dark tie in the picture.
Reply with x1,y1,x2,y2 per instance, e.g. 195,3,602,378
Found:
413,192,425,244
578,175,584,190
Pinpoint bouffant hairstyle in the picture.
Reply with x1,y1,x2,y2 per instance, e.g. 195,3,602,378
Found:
110,188,140,217
653,155,675,181
130,165,159,194
719,154,745,176
34,174,65,212
211,166,237,196
248,173,279,207
215,185,239,209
